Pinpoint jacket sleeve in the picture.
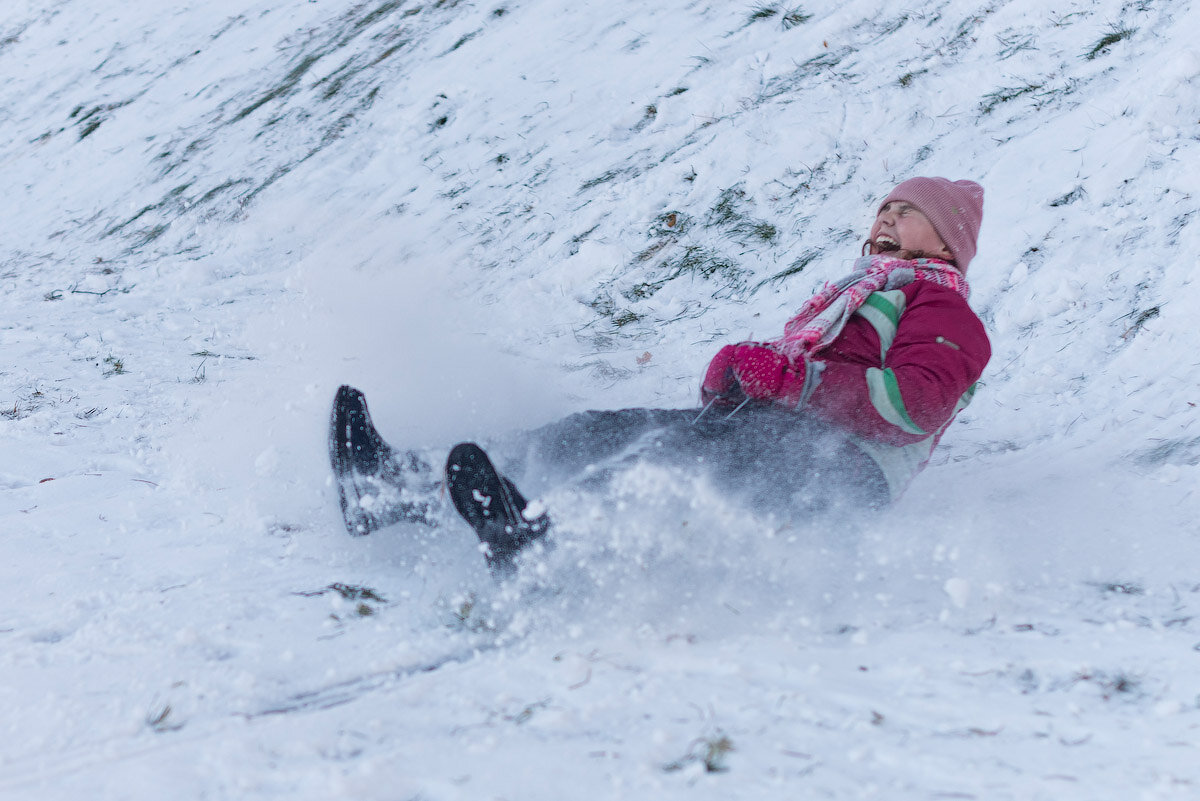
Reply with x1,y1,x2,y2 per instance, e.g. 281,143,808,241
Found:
803,285,991,445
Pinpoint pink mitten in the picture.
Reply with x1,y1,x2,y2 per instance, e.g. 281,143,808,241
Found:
700,344,739,405
728,343,808,407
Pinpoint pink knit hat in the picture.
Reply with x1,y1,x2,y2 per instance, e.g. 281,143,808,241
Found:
879,177,984,271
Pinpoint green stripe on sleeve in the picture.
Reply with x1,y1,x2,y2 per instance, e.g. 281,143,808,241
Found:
866,367,927,436
856,291,906,360
862,292,901,327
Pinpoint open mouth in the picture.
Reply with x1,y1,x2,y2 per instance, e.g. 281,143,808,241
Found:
873,234,900,252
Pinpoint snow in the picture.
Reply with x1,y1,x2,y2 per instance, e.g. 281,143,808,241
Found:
3,0,1200,797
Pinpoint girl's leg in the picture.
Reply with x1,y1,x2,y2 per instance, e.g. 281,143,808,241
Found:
506,405,887,514
330,386,442,536
512,408,701,493
685,406,890,513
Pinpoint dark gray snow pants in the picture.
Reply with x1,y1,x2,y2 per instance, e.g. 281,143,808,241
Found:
507,405,889,516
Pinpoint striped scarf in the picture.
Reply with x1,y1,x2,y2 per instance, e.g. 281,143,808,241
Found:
772,255,970,361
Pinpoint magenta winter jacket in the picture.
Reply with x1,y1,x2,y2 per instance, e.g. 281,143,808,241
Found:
804,280,991,498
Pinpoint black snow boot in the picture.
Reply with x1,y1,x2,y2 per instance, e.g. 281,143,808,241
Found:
329,385,436,536
446,442,550,571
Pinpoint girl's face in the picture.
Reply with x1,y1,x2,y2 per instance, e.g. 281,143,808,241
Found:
868,201,953,262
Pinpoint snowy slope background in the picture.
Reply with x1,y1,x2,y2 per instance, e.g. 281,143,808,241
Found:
2,0,1200,797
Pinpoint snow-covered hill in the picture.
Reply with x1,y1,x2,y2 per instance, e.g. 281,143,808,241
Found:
3,0,1199,797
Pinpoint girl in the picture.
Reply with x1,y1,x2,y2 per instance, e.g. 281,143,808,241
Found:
330,177,990,572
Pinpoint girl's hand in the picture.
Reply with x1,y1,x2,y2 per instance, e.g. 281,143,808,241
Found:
701,343,808,408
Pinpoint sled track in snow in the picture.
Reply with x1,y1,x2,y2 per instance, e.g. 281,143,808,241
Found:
246,643,488,719
0,641,489,795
